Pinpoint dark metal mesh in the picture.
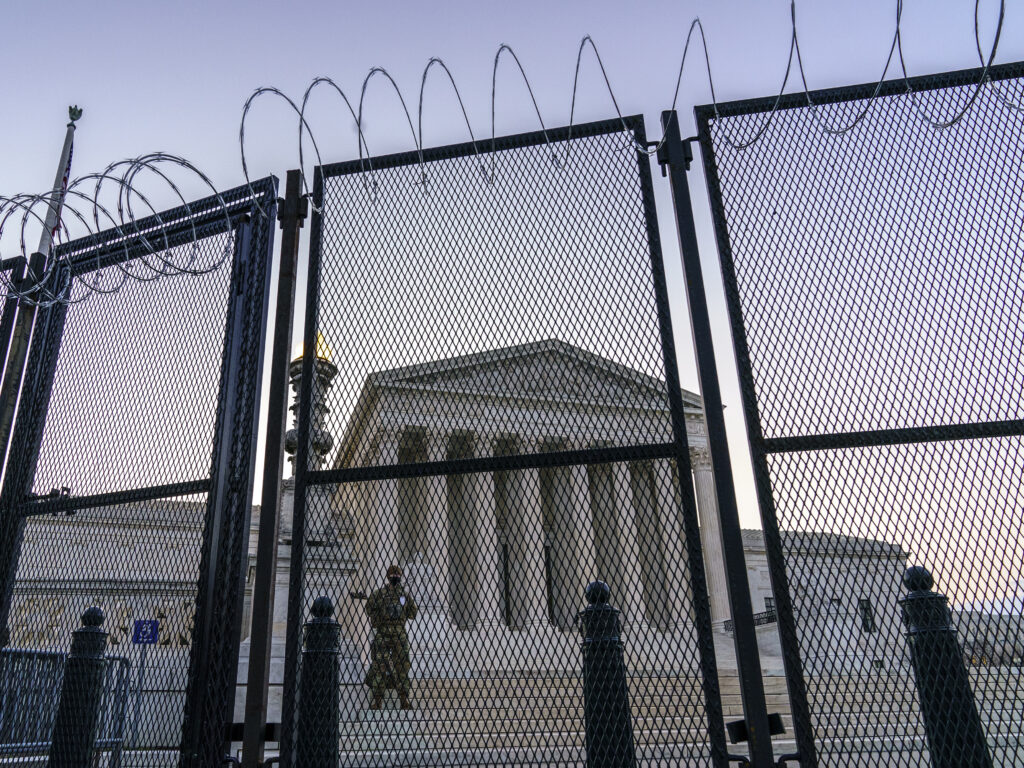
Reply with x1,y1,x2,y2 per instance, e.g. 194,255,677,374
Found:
12,496,208,764
309,129,672,459
283,117,725,766
30,237,232,497
0,179,277,767
294,461,713,767
0,265,18,384
698,63,1024,766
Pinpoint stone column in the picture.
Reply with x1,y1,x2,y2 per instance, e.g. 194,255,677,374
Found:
470,434,503,627
653,459,693,627
422,431,452,619
505,437,548,628
587,464,618,591
548,454,596,630
446,435,475,630
691,446,730,629
629,462,669,628
366,429,401,589
611,462,647,625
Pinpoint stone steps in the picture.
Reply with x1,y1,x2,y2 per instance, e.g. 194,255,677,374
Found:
333,722,1024,758
331,670,1024,757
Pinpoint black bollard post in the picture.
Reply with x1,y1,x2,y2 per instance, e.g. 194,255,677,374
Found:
579,581,637,768
48,606,108,768
295,596,340,768
899,566,993,768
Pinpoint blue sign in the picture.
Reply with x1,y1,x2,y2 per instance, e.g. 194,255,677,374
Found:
132,619,159,645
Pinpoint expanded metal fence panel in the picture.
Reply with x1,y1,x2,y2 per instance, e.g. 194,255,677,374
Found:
697,63,1024,767
0,645,131,761
0,179,277,767
30,237,234,498
8,495,207,761
283,117,727,766
294,461,712,767
308,133,673,459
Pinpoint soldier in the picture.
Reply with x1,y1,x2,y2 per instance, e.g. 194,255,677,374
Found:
364,564,418,710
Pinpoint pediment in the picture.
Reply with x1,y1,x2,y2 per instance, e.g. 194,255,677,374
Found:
369,339,700,411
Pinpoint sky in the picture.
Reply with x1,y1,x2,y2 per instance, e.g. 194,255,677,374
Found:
2,0,1022,529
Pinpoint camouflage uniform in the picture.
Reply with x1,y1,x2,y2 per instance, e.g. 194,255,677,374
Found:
364,582,418,701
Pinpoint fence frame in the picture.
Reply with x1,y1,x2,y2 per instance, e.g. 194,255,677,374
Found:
277,114,730,766
0,178,279,766
694,61,1024,768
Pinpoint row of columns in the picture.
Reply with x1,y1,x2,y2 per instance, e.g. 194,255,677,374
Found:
358,428,728,631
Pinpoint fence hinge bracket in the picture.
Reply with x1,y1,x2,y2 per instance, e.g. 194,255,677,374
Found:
24,486,71,508
655,134,698,175
277,192,309,229
727,712,786,744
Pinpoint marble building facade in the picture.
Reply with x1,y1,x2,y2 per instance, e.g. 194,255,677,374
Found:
6,339,924,741
330,339,733,637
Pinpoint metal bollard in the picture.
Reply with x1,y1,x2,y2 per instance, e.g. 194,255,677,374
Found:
295,596,340,768
48,606,108,768
578,580,637,768
899,566,993,768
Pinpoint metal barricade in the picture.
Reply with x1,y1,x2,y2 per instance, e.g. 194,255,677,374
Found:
0,648,130,760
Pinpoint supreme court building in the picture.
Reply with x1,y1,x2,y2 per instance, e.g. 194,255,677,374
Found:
331,339,731,634
289,338,909,682
8,338,924,745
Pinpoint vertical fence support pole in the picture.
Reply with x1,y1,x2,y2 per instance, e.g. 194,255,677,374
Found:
579,581,637,768
0,251,45,487
900,566,993,768
295,596,340,768
658,110,775,768
0,109,78,483
242,170,306,768
48,606,108,768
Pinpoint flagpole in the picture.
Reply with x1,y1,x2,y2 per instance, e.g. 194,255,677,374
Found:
36,106,81,260
0,105,82,487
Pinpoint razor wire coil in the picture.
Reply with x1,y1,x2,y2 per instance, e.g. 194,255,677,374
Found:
238,0,1016,205
2,0,1016,307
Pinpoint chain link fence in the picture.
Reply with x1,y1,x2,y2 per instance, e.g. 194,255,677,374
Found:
280,116,729,767
697,62,1024,766
0,179,278,766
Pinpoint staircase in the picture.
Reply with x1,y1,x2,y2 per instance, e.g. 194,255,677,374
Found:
335,671,1024,767
336,673,777,766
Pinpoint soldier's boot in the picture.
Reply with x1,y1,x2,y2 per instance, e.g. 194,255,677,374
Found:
370,694,383,711
399,693,413,710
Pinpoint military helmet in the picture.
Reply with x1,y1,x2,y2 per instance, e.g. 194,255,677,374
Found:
386,565,403,578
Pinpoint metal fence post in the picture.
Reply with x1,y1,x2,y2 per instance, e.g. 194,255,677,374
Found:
900,566,993,768
295,596,340,768
48,606,108,767
241,169,306,768
578,581,637,768
658,109,776,768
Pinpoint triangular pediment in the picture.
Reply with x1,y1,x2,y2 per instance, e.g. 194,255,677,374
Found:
368,339,701,410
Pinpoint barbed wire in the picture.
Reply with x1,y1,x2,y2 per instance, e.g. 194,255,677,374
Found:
0,154,241,307
2,0,1017,308
238,0,1016,201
